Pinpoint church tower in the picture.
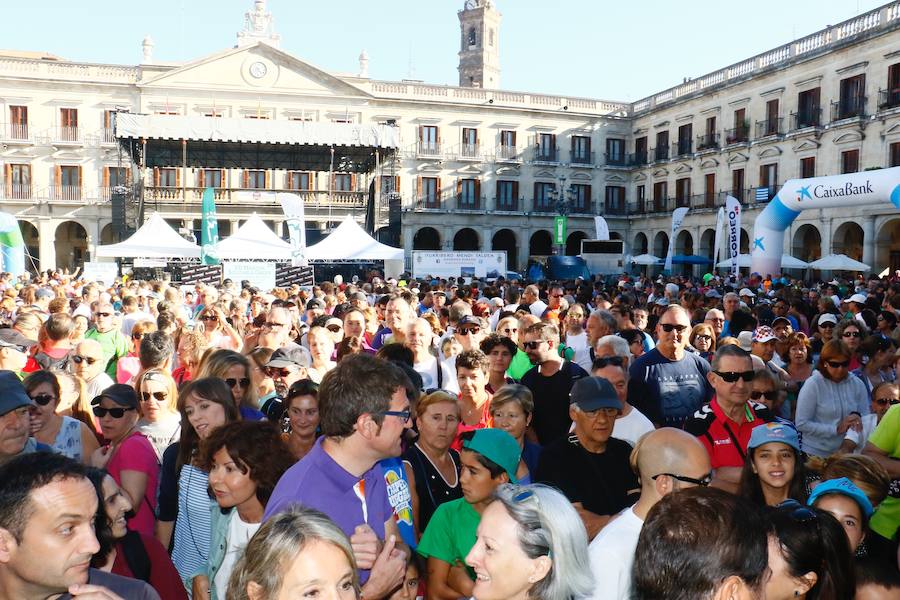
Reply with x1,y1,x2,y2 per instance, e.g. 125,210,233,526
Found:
457,0,501,89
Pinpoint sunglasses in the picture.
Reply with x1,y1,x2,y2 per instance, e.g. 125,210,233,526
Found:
651,472,713,487
226,377,251,389
201,315,218,321
660,323,688,333
326,324,342,333
819,323,835,329
92,406,135,419
30,393,56,406
842,331,861,338
458,328,481,336
875,397,900,407
141,391,168,402
714,370,755,383
694,334,713,342
95,312,112,318
826,360,850,368
750,390,779,401
523,340,545,350
266,367,296,378
501,328,518,334
72,355,98,365
593,356,625,368
265,321,287,329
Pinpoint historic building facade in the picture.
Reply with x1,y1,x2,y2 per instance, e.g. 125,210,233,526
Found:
0,0,899,274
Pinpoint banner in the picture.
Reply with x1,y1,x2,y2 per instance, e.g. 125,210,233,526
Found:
712,207,725,269
0,212,25,277
593,216,610,241
412,251,507,279
664,207,689,272
81,261,118,284
725,195,742,279
277,192,307,267
223,261,276,291
554,216,567,245
200,188,220,265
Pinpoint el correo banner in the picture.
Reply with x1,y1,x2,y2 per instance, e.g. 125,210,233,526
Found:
725,195,742,279
277,192,307,267
664,207,689,272
412,251,507,279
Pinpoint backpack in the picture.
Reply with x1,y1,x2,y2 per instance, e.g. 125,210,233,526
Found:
33,349,70,371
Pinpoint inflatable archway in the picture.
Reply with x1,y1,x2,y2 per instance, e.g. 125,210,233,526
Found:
0,212,25,277
751,167,900,276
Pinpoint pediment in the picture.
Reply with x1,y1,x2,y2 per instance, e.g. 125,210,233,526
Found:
757,146,782,159
792,139,821,152
416,163,443,173
652,168,669,178
50,150,87,161
833,131,863,145
727,152,749,164
884,121,900,137
699,158,719,169
139,43,370,99
633,172,648,182
533,170,556,179
570,172,592,181
455,164,484,175
495,166,520,176
673,163,692,174
604,173,627,183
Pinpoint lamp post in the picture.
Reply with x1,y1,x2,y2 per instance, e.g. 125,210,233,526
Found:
547,174,576,256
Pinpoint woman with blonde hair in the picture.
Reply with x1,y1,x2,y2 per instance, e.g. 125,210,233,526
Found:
117,319,157,385
135,368,182,461
689,323,716,363
197,305,242,350
196,349,264,421
173,327,208,386
247,346,275,398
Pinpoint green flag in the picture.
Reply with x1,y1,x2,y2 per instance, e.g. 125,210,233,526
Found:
200,187,220,265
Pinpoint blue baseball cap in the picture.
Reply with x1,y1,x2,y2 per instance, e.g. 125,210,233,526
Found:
748,422,800,452
0,370,31,416
808,477,874,518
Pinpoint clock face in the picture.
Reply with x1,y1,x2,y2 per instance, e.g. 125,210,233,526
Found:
249,61,267,79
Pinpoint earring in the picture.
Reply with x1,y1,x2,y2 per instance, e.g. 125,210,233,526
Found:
794,592,800,597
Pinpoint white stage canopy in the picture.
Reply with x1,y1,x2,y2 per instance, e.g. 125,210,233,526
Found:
808,254,871,271
305,217,404,261
216,214,293,260
716,254,808,269
96,213,200,259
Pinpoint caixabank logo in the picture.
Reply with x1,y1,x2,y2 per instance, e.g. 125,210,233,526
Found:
797,180,873,202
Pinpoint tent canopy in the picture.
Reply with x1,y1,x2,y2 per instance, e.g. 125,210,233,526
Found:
629,254,662,265
305,217,404,261
716,254,807,269
808,254,871,271
216,214,292,260
96,213,200,258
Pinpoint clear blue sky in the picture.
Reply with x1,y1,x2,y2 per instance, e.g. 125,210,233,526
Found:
2,0,887,101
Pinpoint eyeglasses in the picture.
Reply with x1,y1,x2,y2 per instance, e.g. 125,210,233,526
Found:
92,406,135,419
266,367,297,378
380,409,412,422
30,393,56,406
651,472,712,487
592,356,625,368
326,324,342,333
694,334,713,342
875,397,900,407
72,355,98,365
523,340,545,350
750,390,779,401
660,323,688,333
713,370,755,383
826,360,850,369
458,327,481,336
843,331,861,338
225,377,251,389
141,391,168,402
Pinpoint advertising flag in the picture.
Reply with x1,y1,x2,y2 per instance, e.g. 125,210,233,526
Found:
278,192,308,267
200,187,220,266
712,207,725,268
725,195,742,279
593,216,610,241
664,207,689,272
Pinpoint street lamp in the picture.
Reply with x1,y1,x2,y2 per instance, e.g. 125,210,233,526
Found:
547,174,576,255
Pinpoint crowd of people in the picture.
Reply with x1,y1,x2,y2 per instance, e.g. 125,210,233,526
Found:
1,268,900,599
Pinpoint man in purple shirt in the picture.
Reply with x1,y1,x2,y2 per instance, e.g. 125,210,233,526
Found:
265,353,411,599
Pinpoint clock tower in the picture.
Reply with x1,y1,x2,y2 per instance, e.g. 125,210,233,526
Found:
457,0,501,89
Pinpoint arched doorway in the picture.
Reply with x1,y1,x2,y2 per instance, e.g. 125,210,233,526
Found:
699,228,716,261
529,230,552,256
875,219,900,274
453,228,479,251
633,232,648,255
565,231,587,256
740,229,750,255
413,227,441,250
675,230,694,275
100,223,116,245
18,221,39,272
55,221,88,270
610,232,622,240
792,224,821,262
653,231,669,259
492,229,517,271
833,222,864,262
216,220,232,238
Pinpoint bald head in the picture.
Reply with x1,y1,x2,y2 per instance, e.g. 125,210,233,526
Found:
634,428,710,493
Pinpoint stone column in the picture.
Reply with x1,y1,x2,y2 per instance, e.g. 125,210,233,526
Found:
403,226,414,254
820,216,833,260
38,220,58,271
518,229,531,272
482,227,492,252
443,226,454,250
862,215,875,270
87,220,101,263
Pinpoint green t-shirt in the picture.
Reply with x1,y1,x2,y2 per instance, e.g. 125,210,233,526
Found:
868,405,900,539
507,348,534,381
85,327,129,378
417,497,480,580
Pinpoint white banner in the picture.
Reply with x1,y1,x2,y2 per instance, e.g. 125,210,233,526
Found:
664,207,690,272
412,251,507,279
712,207,725,269
82,261,119,284
223,262,276,291
593,216,610,241
277,192,307,267
725,195,742,279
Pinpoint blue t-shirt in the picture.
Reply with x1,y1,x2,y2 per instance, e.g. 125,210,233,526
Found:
627,348,713,427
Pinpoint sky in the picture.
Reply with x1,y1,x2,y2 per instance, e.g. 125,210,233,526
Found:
1,0,887,101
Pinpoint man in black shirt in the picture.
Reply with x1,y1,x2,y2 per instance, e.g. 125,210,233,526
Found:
535,376,640,539
520,322,588,445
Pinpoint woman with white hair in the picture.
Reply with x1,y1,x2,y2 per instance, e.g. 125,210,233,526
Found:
466,483,593,600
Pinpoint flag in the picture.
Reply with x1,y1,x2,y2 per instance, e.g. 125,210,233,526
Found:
200,187,220,265
725,195,742,279
278,192,307,267
664,207,689,272
755,187,771,202
712,207,724,268
593,216,610,241
0,212,25,276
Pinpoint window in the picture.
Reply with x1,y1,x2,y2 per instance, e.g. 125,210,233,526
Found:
605,138,625,165
841,149,860,174
380,175,398,196
8,106,27,139
653,181,667,211
333,174,353,192
288,172,312,190
571,184,590,212
838,74,866,119
765,99,779,135
534,182,555,211
537,133,556,161
571,136,591,164
101,110,116,143
157,168,177,187
797,88,821,127
728,108,748,143
605,186,625,214
106,167,129,188
800,157,816,179
468,27,477,47
886,63,900,108
654,131,669,160
634,136,648,164
245,170,267,189
57,165,81,200
500,130,516,148
59,108,78,141
732,168,744,199
675,178,691,206
699,116,717,149
200,169,224,188
419,126,439,154
496,180,519,210
489,28,495,46
704,173,716,206
891,142,900,167
4,164,30,198
705,116,716,136
457,178,480,209
636,184,646,212
759,163,778,190
419,177,440,208
677,124,692,155
204,109,224,118
462,128,478,158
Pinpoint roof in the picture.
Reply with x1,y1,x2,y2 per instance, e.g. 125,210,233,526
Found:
305,216,404,261
216,214,293,260
95,213,200,259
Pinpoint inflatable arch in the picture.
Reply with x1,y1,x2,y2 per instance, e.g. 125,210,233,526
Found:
751,167,900,276
0,212,25,277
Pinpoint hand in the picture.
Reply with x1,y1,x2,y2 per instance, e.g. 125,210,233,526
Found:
90,444,115,469
350,524,381,570
837,415,862,435
66,584,125,599
360,535,406,600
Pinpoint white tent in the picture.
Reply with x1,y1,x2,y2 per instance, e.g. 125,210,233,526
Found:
716,254,807,269
629,254,662,265
96,213,200,258
216,214,293,260
808,254,871,271
305,217,404,278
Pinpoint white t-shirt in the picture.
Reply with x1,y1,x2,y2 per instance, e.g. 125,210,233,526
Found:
843,413,879,453
120,310,154,336
441,355,460,394
564,331,592,373
613,407,655,447
529,300,548,318
414,355,453,392
588,506,643,600
137,413,181,463
85,372,115,401
214,512,261,600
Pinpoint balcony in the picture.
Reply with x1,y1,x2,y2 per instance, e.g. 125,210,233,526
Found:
53,126,81,144
0,183,32,200
724,125,750,145
696,133,719,151
454,143,481,161
603,200,628,215
416,141,442,159
415,197,443,210
790,109,822,131
755,118,783,138
495,145,521,162
878,88,900,111
532,199,555,213
0,122,30,143
100,127,116,145
650,198,669,213
494,197,521,212
50,185,82,202
630,151,649,166
533,146,559,164
830,96,867,122
692,193,719,210
570,151,594,166
672,140,693,158
652,146,669,162
456,195,483,211
674,195,691,208
604,152,627,167
143,187,368,207
569,199,591,214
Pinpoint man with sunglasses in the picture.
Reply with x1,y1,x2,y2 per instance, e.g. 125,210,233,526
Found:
627,306,713,428
0,329,35,376
684,345,774,492
259,347,311,421
84,302,128,379
73,339,115,400
592,340,653,447
587,428,711,600
0,371,51,464
439,315,488,395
